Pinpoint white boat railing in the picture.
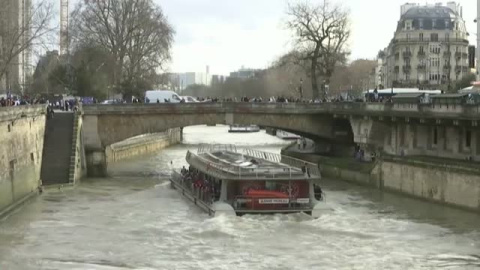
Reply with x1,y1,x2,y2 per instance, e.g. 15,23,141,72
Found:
242,148,321,177
187,148,320,179
198,144,238,154
243,148,282,163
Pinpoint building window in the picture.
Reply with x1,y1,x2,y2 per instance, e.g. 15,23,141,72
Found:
430,44,440,54
429,72,440,81
419,46,424,53
431,33,438,42
445,20,450,29
433,128,438,145
419,33,424,41
432,19,436,29
405,21,412,30
419,19,424,29
30,153,35,162
466,130,471,148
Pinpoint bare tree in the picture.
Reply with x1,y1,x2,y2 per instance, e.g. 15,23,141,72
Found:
328,59,377,96
71,0,174,96
0,0,55,93
286,0,350,99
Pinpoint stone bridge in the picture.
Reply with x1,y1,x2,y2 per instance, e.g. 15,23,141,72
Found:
82,102,480,176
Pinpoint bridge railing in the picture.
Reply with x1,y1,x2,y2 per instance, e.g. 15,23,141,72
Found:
81,102,480,120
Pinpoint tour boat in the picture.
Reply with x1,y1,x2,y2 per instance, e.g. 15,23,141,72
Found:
228,125,260,133
169,145,327,217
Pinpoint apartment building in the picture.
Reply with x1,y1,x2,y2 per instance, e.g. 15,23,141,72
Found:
378,2,470,90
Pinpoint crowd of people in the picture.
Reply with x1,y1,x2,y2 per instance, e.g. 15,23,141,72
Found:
0,95,49,107
180,166,221,204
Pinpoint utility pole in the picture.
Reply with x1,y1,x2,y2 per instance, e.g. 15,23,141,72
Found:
477,0,480,81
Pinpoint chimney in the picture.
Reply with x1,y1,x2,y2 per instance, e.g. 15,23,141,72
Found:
400,3,417,16
447,2,457,14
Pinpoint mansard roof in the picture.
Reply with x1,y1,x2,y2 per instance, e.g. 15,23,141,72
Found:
402,6,458,20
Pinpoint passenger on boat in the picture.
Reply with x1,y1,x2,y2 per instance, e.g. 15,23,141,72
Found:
301,163,311,178
314,184,323,201
181,166,188,175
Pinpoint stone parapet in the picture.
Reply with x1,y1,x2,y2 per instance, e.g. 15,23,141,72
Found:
0,105,46,122
82,102,480,121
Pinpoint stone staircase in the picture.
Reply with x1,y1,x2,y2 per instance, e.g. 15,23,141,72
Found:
40,112,77,185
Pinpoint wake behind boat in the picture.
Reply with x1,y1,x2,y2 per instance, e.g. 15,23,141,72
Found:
169,145,327,217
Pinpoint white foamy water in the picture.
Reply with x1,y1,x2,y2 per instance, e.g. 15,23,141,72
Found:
1,126,479,270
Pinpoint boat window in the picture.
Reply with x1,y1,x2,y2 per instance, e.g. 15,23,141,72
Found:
265,181,276,190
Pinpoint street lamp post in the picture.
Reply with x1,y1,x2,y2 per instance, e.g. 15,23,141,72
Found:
299,78,303,99
477,0,480,81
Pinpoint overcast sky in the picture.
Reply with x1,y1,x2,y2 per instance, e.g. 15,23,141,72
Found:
68,0,477,76
155,0,476,76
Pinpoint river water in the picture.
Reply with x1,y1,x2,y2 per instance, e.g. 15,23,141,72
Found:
1,125,480,270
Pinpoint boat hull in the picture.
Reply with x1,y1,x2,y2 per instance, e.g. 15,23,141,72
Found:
170,177,317,217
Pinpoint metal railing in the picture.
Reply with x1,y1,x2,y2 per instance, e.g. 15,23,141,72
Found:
393,37,468,43
198,144,237,154
187,148,321,180
243,148,321,177
171,171,215,206
243,148,282,163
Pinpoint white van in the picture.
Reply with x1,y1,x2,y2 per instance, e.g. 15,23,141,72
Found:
144,90,181,103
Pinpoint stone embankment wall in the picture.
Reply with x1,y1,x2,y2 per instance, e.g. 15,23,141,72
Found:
0,105,46,216
105,128,181,163
282,144,480,213
380,157,480,212
281,144,380,187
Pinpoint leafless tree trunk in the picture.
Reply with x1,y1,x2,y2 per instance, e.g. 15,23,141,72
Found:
0,0,55,93
286,0,350,99
71,0,174,96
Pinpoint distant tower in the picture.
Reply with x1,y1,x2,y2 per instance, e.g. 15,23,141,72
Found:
206,65,210,85
60,0,69,55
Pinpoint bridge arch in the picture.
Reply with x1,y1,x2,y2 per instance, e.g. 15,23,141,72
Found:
82,103,353,176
